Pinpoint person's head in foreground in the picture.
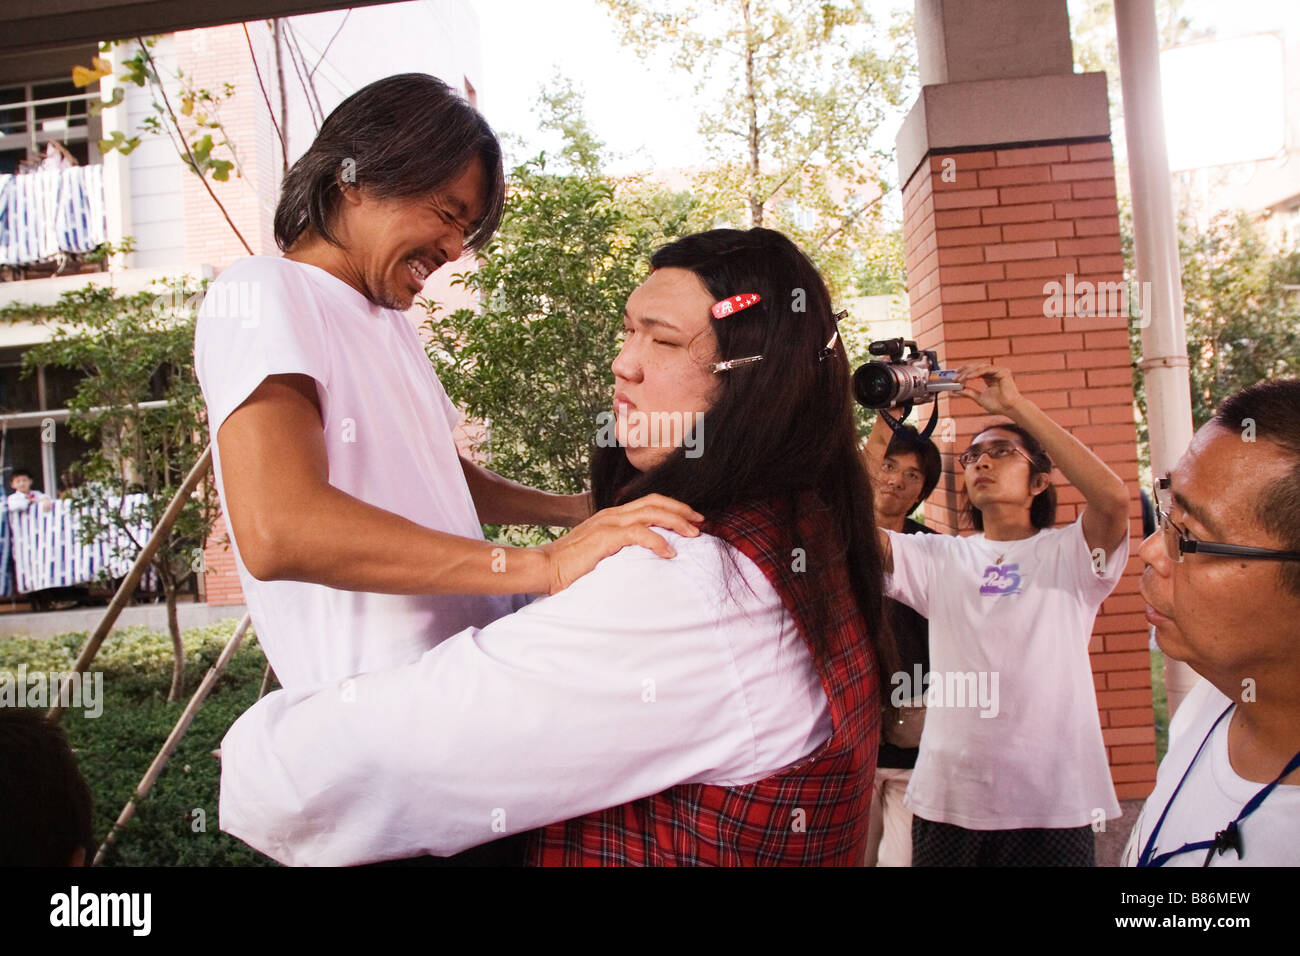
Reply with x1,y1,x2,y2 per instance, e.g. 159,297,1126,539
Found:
274,72,505,311
592,226,890,672
1127,378,1300,866
1140,379,1300,710
868,424,941,530
959,421,1056,532
0,708,95,866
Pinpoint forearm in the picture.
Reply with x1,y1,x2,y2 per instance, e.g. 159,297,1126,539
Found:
262,482,547,595
459,457,590,527
1005,398,1127,510
865,410,894,462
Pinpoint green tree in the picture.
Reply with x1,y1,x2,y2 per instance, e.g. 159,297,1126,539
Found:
1128,210,1300,473
422,83,692,544
599,0,914,296
4,282,222,701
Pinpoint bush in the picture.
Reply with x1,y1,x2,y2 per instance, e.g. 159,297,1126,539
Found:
0,618,278,866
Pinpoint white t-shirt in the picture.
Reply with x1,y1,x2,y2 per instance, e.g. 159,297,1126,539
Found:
1122,678,1300,866
6,490,46,512
194,255,518,689
884,515,1127,829
218,528,834,866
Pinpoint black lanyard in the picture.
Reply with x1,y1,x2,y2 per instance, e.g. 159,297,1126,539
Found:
1137,702,1300,866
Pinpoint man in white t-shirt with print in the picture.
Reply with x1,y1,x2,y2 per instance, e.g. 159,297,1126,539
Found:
1123,380,1300,867
198,74,701,866
878,363,1130,866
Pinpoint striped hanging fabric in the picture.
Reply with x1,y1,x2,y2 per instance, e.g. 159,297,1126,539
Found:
7,493,159,595
0,165,108,267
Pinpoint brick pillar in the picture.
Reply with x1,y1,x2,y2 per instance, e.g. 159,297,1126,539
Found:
898,0,1156,799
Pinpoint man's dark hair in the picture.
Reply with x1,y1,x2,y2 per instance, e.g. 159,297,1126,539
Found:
10,469,31,481
885,424,942,513
274,73,506,254
1212,379,1300,596
961,421,1058,531
591,228,893,686
0,708,95,866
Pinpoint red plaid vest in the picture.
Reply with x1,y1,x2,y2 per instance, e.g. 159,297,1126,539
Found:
526,494,879,866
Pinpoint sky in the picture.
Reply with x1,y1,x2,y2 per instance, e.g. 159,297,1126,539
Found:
474,0,731,173
474,0,1300,179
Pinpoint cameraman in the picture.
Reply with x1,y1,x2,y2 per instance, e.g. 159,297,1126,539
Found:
861,421,941,866
876,363,1130,866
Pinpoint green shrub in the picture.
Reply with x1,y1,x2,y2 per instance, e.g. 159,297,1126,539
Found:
1,618,279,866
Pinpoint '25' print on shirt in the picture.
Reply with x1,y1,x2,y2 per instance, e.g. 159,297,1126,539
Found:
980,563,1023,597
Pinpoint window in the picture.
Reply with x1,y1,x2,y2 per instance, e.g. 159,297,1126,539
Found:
0,77,101,175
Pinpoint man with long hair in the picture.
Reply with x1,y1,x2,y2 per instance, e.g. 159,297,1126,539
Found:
878,365,1130,866
218,228,894,866
197,73,700,865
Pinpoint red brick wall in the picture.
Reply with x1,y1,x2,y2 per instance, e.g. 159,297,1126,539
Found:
901,139,1157,799
200,509,245,607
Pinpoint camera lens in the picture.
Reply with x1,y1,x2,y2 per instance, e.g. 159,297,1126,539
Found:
853,363,900,409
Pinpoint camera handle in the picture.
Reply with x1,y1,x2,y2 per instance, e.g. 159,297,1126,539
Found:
878,400,941,442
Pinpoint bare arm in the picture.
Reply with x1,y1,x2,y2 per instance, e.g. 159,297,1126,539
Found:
956,364,1129,554
217,375,701,596
864,409,894,465
458,456,592,527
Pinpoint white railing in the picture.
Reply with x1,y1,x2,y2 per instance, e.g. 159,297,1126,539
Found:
0,163,107,266
6,493,158,594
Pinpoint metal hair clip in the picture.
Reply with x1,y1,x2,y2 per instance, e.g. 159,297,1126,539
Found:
711,293,761,319
819,330,840,363
710,354,764,374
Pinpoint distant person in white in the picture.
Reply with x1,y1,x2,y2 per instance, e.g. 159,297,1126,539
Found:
7,469,52,513
1123,379,1300,866
877,364,1131,867
198,74,700,865
218,227,891,867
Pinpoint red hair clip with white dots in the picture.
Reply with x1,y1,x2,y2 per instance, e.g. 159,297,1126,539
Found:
710,293,761,319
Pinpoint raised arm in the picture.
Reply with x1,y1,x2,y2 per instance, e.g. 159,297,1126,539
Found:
955,363,1129,554
217,374,701,596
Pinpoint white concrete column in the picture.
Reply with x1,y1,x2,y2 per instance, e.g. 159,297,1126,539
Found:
98,41,133,270
1114,0,1198,716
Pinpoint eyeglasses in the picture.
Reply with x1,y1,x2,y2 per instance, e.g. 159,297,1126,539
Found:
878,458,924,484
956,440,1034,468
1153,475,1300,564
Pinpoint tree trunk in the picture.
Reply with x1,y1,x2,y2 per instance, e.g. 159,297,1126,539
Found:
743,0,762,227
163,572,184,702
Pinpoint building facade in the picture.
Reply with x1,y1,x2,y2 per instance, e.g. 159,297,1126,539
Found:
0,1,487,608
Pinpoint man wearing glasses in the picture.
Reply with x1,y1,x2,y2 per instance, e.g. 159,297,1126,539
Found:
877,362,1131,866
1123,380,1300,866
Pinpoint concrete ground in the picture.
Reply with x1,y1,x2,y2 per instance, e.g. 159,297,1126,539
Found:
0,601,247,640
1097,799,1145,866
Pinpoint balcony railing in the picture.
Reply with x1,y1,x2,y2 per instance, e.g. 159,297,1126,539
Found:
4,492,158,596
0,163,107,268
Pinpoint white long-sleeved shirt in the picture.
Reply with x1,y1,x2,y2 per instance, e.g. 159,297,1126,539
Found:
219,528,834,866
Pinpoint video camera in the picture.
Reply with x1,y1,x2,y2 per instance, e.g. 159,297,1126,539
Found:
852,338,963,410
